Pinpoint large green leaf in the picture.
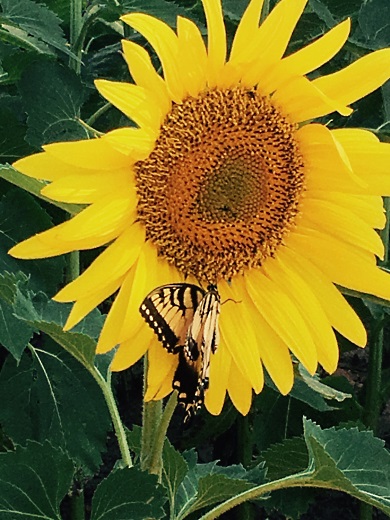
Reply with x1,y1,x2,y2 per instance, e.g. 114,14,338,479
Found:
0,440,74,519
303,419,390,514
359,0,390,49
13,284,103,369
0,189,66,294
19,60,88,147
0,0,72,56
90,467,167,520
0,338,111,474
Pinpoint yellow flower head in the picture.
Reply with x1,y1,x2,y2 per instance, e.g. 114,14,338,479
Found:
10,0,390,416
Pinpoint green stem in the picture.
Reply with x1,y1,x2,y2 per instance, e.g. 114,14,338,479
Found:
140,356,162,472
70,489,85,520
93,367,133,467
69,0,83,74
148,392,178,477
197,471,314,520
141,399,163,472
86,102,112,127
65,247,80,284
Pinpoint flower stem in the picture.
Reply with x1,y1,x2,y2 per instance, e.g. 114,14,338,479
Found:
93,367,133,467
148,392,178,477
69,0,83,74
141,355,162,471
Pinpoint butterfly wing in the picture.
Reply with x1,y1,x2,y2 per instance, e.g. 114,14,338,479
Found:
139,283,205,352
174,286,221,421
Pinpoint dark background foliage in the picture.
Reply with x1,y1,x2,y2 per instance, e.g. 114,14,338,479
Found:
0,0,389,519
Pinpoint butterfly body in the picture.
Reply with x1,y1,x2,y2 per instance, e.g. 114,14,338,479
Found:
140,283,220,421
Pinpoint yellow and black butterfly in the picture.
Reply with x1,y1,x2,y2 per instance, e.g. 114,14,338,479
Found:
139,283,220,421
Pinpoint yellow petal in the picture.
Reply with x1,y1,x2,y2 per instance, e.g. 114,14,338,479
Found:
43,138,129,170
102,127,156,160
13,152,78,181
301,198,385,258
121,39,171,116
177,16,208,97
56,191,137,244
110,324,154,371
227,359,254,416
298,123,367,189
307,191,386,230
261,19,350,95
273,75,352,122
121,13,184,102
55,223,145,302
263,254,339,373
242,290,294,395
288,228,390,300
245,268,318,374
120,245,185,349
9,222,79,259
63,274,126,331
240,0,308,87
41,168,133,204
94,79,162,133
331,131,390,195
96,269,138,354
205,341,231,416
202,0,226,86
145,340,177,400
229,0,264,62
313,48,390,107
279,244,367,346
219,279,264,393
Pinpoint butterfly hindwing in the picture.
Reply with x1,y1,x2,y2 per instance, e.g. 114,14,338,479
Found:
174,285,221,421
140,283,221,422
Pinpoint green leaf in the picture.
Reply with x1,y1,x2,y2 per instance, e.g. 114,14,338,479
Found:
263,437,309,481
0,339,111,474
0,25,53,55
303,419,390,515
162,441,189,513
359,0,390,49
90,467,167,520
0,298,33,360
0,96,34,160
13,286,102,369
0,440,74,519
0,189,66,294
0,0,72,56
222,0,248,22
19,60,88,147
263,488,316,520
175,456,265,519
298,365,351,403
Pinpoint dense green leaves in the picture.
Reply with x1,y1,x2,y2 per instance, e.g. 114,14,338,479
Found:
0,0,72,56
0,441,74,519
0,0,389,519
0,339,111,473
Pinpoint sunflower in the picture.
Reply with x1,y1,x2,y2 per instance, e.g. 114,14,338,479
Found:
9,0,390,416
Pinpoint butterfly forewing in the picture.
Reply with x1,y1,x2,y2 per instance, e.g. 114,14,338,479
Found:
139,283,205,352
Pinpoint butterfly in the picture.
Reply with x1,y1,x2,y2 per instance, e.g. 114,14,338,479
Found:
139,283,220,421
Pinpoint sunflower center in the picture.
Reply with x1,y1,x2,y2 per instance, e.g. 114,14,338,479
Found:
135,87,305,282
